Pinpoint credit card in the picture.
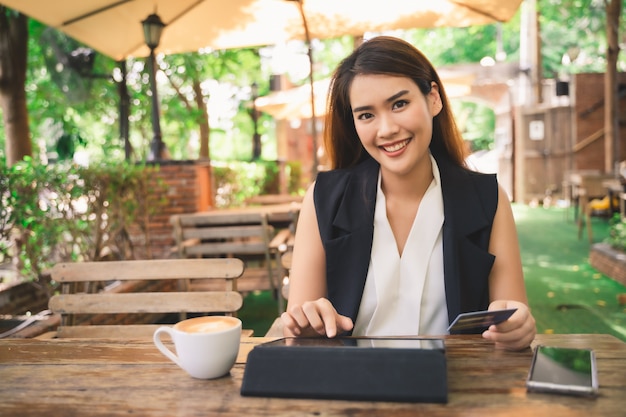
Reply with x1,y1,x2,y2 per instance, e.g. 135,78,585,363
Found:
447,308,517,333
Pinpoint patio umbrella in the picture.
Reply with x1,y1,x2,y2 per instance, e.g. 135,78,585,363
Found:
2,0,523,60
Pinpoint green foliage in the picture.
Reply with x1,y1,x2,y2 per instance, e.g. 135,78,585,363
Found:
159,48,266,160
606,214,626,252
539,0,611,77
0,158,166,291
211,160,302,208
451,101,496,152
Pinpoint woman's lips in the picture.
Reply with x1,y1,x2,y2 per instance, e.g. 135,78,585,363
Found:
380,138,410,153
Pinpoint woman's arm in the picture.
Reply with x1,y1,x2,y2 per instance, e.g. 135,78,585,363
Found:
281,183,354,337
483,184,536,350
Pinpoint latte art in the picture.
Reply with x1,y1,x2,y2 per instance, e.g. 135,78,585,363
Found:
175,316,239,334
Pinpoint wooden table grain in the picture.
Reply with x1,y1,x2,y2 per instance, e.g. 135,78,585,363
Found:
0,334,624,417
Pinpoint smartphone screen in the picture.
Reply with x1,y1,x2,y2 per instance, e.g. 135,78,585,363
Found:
526,345,598,396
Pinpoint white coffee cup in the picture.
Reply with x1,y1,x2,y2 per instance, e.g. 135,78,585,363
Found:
153,316,242,379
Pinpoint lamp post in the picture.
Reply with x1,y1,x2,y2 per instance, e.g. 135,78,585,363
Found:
251,82,261,160
142,13,165,161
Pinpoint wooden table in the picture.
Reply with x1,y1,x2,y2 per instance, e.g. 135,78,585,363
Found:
207,202,301,229
1,335,625,416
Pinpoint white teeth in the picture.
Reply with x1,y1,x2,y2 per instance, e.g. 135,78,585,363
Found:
382,140,409,152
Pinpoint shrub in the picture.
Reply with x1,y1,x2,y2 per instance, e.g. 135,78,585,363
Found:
0,158,165,295
606,214,626,252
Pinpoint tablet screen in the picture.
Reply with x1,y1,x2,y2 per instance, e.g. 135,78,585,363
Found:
261,337,445,350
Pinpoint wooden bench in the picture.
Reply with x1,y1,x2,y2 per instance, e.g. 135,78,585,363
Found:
171,211,291,296
43,258,250,339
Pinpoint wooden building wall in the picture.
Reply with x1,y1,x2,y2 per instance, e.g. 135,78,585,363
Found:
513,72,626,203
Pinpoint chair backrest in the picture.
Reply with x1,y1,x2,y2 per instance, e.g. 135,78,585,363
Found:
578,174,615,200
171,212,273,259
171,212,280,294
48,258,244,338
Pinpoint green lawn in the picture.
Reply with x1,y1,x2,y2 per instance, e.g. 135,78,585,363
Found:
514,204,626,342
239,204,626,341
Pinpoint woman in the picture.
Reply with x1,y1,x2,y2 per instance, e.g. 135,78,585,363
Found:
281,36,536,350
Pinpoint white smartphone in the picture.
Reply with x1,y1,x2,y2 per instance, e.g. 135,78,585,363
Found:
526,345,599,397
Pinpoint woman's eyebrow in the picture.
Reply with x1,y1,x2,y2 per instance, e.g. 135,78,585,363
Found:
352,90,409,114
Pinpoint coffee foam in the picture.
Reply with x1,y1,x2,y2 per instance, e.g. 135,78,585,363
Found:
176,317,238,334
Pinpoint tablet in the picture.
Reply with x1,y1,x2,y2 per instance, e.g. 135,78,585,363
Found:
241,337,448,403
260,336,445,350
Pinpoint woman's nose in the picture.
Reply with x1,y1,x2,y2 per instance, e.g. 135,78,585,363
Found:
377,114,400,139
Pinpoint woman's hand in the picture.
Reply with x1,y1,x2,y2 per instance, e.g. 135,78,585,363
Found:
281,297,354,338
482,300,536,351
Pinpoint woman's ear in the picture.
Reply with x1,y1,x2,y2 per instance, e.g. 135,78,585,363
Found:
429,82,443,117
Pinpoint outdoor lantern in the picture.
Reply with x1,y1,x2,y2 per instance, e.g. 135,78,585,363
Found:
142,13,165,50
142,12,165,160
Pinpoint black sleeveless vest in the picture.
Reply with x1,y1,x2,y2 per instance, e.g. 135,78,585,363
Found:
313,154,498,331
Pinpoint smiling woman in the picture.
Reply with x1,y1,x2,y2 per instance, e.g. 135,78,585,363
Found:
280,36,536,351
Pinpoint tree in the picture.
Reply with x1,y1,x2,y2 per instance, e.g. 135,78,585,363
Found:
160,49,263,161
0,7,31,166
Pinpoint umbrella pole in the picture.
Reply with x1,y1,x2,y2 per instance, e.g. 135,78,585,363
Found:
292,0,318,178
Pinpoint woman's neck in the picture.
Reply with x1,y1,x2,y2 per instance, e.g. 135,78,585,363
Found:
380,156,434,202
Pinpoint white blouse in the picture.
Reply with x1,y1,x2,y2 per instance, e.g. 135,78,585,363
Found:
353,155,449,336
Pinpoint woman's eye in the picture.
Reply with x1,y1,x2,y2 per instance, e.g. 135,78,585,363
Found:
392,100,408,110
356,112,374,121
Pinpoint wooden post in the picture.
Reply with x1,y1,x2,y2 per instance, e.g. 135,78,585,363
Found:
605,0,622,173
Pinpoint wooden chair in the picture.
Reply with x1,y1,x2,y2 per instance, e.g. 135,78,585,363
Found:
171,212,278,295
577,174,617,243
44,258,249,339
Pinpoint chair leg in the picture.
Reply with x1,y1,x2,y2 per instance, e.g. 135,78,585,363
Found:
586,205,593,244
577,204,585,240
273,250,285,315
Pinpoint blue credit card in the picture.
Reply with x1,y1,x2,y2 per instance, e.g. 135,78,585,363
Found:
447,308,517,333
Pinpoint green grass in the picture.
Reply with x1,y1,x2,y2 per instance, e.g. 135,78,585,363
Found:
238,290,280,336
239,204,626,341
514,204,626,342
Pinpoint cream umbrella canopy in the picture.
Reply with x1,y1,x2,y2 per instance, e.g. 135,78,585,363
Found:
2,0,523,61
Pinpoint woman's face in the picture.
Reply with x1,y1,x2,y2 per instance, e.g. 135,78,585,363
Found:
349,74,442,179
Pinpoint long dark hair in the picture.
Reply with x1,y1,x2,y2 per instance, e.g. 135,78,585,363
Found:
324,36,466,170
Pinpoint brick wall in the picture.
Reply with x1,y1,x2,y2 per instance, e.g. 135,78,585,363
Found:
589,243,626,287
130,161,212,260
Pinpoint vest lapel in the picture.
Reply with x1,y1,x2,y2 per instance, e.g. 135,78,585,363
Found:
325,158,378,321
438,157,496,325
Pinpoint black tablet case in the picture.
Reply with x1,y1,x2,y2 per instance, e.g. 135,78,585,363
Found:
240,337,447,403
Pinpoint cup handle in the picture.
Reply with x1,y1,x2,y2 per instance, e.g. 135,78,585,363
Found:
153,326,181,367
